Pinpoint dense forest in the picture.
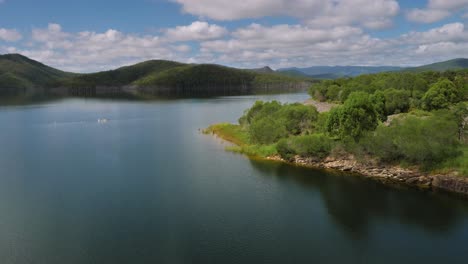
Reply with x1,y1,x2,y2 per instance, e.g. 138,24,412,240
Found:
207,70,468,176
0,54,74,94
0,54,311,97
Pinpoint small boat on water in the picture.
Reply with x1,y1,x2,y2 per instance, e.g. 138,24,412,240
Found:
97,118,108,124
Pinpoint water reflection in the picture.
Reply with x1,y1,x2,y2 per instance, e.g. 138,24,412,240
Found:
249,159,468,237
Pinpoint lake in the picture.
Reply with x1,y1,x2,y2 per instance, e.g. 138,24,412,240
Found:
0,93,468,264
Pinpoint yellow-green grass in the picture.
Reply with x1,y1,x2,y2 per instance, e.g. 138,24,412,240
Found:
204,123,250,146
204,123,277,158
435,146,468,177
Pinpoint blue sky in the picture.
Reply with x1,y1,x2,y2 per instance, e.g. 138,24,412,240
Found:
0,0,467,72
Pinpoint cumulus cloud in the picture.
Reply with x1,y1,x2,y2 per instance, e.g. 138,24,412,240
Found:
406,0,468,23
3,22,229,72
12,23,178,72
400,22,468,61
0,28,22,42
173,0,399,29
198,23,392,68
428,0,468,9
401,23,467,44
195,22,468,68
406,9,451,23
164,21,227,42
2,20,468,72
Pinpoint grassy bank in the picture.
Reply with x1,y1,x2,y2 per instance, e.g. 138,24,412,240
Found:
204,123,277,157
436,146,468,176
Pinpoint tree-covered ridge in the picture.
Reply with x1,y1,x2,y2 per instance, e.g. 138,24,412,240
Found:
277,58,468,79
309,70,467,113
61,62,311,96
407,58,468,73
278,65,403,78
102,63,307,88
0,54,311,96
0,54,74,89
135,64,258,87
61,60,184,87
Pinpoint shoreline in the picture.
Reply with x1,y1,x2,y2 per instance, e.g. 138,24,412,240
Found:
207,129,468,197
267,155,468,197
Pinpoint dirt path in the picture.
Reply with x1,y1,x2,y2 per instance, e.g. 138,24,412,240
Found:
304,99,337,113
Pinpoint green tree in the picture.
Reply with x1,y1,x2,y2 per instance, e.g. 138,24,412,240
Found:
325,84,341,101
249,116,287,144
371,90,386,121
453,102,468,142
422,79,461,110
239,100,282,125
278,104,318,135
383,88,411,115
454,75,468,100
326,92,379,140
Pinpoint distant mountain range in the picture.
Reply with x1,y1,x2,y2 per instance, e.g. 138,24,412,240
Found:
1,54,467,97
0,54,310,97
405,58,468,73
277,58,468,79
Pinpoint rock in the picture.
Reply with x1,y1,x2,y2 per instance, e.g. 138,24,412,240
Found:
432,176,468,195
342,166,353,171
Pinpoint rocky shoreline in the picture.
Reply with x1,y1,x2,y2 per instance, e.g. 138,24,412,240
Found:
265,154,468,197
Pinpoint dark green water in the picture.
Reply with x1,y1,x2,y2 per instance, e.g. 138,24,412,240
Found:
0,94,468,264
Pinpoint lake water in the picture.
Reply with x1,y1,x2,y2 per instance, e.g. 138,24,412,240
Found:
0,93,468,264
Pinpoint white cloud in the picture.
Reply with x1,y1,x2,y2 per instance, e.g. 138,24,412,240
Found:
10,22,227,72
164,21,227,42
195,22,468,69
399,22,468,61
15,23,183,72
0,28,22,42
199,24,393,68
174,0,399,29
407,0,468,23
3,21,468,72
401,23,467,44
428,0,468,10
305,0,399,29
406,9,451,23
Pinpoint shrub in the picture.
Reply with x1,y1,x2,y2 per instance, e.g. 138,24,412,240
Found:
240,101,318,144
362,111,461,168
250,116,287,144
276,134,334,160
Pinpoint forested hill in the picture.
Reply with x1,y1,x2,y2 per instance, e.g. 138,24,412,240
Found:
277,66,402,78
277,58,468,79
0,54,311,96
61,60,185,87
0,54,74,90
406,58,468,72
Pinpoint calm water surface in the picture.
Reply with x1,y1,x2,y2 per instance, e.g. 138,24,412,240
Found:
0,93,468,264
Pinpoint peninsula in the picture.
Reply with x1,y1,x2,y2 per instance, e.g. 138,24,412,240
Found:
206,69,468,196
